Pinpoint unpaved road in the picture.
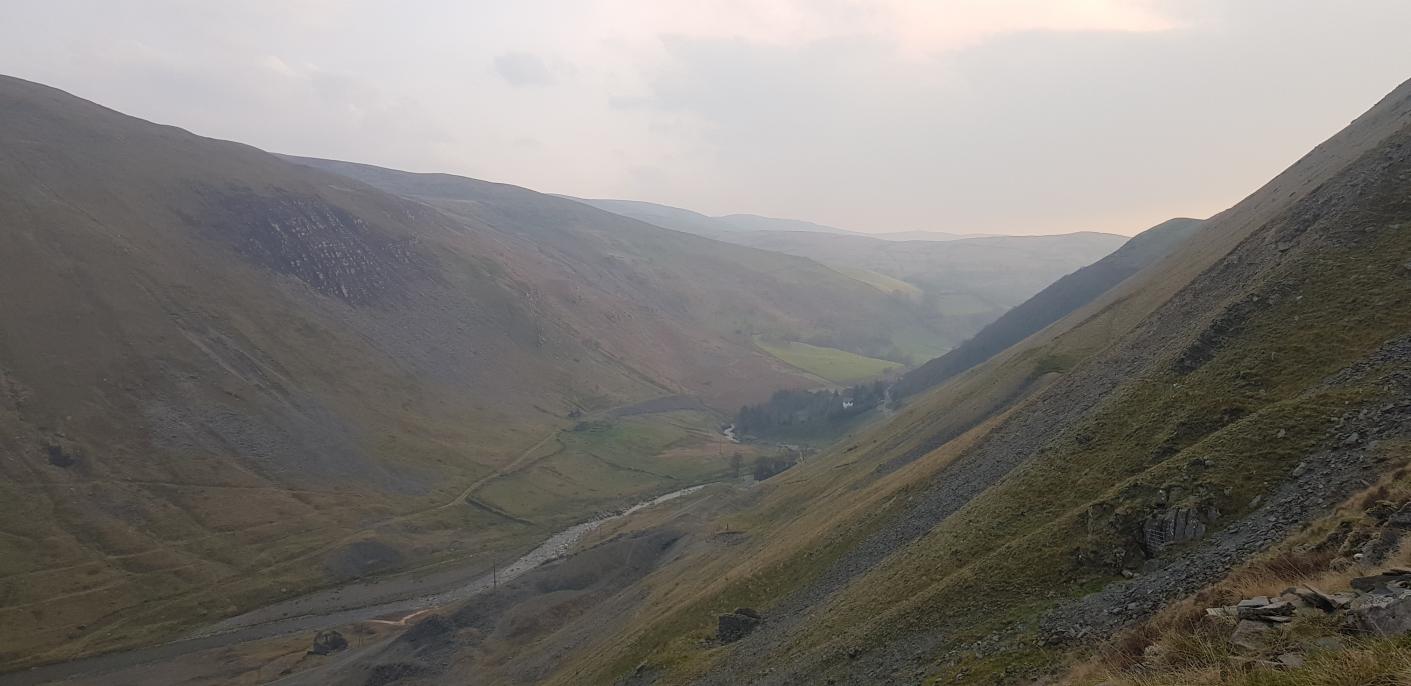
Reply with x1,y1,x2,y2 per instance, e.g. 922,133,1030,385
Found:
0,485,710,686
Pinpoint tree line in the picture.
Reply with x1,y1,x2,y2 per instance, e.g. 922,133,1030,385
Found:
734,380,888,439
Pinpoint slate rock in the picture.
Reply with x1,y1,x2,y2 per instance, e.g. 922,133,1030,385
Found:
717,612,761,643
1237,600,1294,619
309,629,348,655
1230,619,1274,651
1348,592,1411,635
1142,507,1208,554
1350,572,1411,594
1386,504,1411,528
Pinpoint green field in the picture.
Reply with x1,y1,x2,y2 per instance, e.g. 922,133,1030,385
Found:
754,337,903,384
829,265,922,298
477,410,739,520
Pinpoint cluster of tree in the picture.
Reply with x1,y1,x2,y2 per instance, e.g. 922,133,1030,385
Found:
734,380,888,438
751,454,797,481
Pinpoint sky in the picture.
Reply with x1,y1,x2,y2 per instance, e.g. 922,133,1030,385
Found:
4,1,1410,236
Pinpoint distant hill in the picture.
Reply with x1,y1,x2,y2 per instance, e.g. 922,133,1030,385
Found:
569,196,1128,356
564,197,866,238
715,212,865,235
555,197,734,238
293,157,955,368
568,196,988,241
893,216,1203,398
870,230,996,241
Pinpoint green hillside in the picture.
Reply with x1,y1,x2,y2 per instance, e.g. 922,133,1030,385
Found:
569,197,1128,350
752,338,903,384
299,77,1411,686
0,75,954,669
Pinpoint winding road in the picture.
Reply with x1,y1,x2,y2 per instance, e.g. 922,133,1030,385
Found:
0,484,712,686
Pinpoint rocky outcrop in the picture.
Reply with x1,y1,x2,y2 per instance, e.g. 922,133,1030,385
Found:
717,609,762,643
200,188,424,305
1141,507,1209,554
1348,571,1411,634
1205,570,1411,660
309,629,348,655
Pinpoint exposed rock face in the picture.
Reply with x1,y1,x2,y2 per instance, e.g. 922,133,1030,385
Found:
1141,507,1208,555
1349,592,1411,635
309,629,348,655
1347,571,1411,635
200,188,424,305
717,610,762,643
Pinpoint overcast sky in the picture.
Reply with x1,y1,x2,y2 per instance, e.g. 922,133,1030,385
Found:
4,1,1410,235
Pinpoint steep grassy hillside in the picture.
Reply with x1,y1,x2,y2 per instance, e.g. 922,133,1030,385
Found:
569,197,983,241
339,77,1411,686
291,157,953,371
725,230,1125,309
695,229,1128,353
894,217,1202,398
568,196,1128,353
563,198,867,238
0,74,947,670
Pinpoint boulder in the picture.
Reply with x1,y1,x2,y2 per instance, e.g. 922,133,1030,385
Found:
1350,571,1411,594
717,611,761,643
1229,619,1274,651
1348,592,1411,635
1288,586,1340,612
1330,591,1360,609
308,629,348,655
733,607,762,620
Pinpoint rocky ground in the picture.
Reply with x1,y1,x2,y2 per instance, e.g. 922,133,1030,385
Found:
1040,335,1411,644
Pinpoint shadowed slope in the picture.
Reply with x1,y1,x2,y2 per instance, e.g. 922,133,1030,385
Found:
893,217,1202,398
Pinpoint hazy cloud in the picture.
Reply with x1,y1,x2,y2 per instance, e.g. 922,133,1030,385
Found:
2,1,1409,234
493,52,556,87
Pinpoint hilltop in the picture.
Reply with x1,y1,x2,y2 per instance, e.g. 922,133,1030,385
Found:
570,196,1128,354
